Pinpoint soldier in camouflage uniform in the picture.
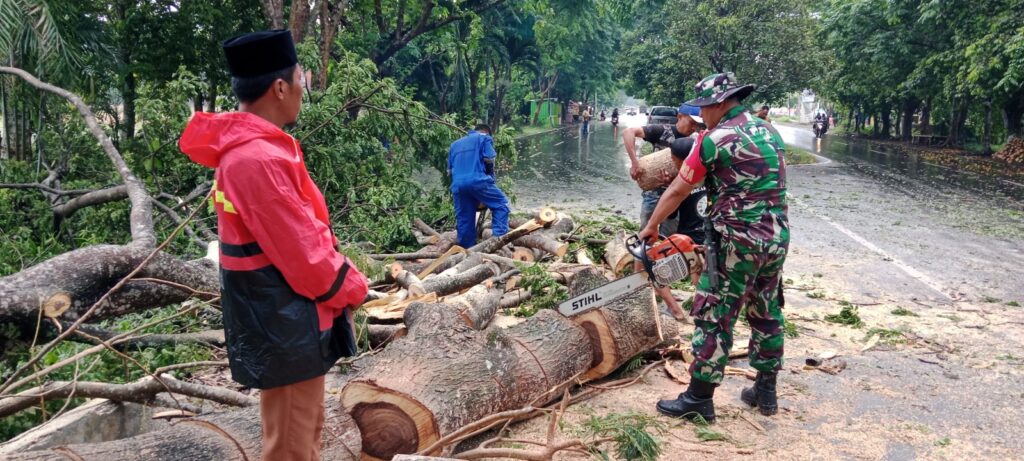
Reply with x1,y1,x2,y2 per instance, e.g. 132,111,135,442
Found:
638,72,789,422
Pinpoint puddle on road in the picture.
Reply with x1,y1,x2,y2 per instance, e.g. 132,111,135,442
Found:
510,122,1024,221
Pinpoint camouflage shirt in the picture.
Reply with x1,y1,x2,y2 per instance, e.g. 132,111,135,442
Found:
680,105,789,251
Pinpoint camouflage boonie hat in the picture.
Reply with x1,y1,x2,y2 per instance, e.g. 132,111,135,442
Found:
685,72,756,107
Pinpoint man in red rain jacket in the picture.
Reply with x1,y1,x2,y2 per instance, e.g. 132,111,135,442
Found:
179,30,368,460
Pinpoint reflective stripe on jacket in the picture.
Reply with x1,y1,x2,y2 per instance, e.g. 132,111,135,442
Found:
180,111,368,389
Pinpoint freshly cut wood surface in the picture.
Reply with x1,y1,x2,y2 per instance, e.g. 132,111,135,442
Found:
340,303,592,460
513,234,567,258
603,230,634,275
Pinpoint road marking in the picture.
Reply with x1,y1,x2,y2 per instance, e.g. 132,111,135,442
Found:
791,199,952,300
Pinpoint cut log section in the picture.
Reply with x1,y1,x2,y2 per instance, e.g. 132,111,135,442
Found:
603,230,634,275
342,270,675,461
445,285,503,329
513,234,567,258
563,267,677,381
413,218,442,238
511,246,536,262
392,263,426,297
5,403,361,461
367,324,407,349
341,303,594,460
421,261,499,297
575,249,594,265
498,289,532,310
636,148,678,191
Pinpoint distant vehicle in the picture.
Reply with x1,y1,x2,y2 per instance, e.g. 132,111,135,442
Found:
626,107,638,116
639,105,648,115
647,106,677,126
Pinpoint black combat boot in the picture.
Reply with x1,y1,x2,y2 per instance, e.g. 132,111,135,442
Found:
656,378,716,422
741,371,778,415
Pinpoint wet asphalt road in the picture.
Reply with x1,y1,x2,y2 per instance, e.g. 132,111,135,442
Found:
509,117,1024,458
511,116,1024,305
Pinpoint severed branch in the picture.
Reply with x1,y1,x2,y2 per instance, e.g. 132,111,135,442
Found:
0,66,156,247
68,324,226,350
0,374,256,418
52,185,128,219
151,198,215,247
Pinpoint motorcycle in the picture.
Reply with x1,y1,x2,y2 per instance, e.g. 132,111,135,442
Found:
813,120,828,138
600,111,606,121
611,115,619,126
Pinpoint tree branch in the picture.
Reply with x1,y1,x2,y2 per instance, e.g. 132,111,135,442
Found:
0,375,256,418
0,66,156,247
52,185,128,219
0,183,95,196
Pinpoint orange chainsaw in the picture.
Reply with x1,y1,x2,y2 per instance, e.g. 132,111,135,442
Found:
557,234,702,317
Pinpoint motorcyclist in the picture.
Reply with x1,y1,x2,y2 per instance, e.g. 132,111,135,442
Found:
600,110,606,120
611,108,620,125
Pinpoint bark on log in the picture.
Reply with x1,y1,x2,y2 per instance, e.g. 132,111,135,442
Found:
340,304,593,460
603,231,634,275
6,399,361,461
413,218,442,238
0,375,255,418
498,289,533,310
0,245,218,324
567,272,672,381
446,285,503,329
421,261,499,297
367,324,407,349
513,234,567,258
392,263,426,297
636,148,676,191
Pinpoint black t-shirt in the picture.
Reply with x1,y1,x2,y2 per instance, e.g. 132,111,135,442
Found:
641,124,682,149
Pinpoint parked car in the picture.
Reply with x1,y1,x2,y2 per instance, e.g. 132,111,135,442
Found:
639,105,648,115
626,107,637,116
647,106,677,125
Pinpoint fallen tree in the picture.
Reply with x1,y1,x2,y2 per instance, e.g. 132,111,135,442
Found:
0,66,218,329
340,271,675,460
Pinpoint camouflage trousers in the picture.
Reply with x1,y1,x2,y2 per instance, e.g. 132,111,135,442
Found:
688,240,787,384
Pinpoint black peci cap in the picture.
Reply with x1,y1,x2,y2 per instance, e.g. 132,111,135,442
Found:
222,29,298,78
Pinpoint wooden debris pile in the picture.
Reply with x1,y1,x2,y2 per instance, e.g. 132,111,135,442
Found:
343,208,680,460
5,208,680,461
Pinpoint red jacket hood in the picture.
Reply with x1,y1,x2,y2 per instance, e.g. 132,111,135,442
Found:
179,112,291,168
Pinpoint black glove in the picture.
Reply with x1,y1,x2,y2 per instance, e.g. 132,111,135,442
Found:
484,158,495,177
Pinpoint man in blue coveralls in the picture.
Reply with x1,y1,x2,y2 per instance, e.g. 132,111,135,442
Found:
448,124,511,248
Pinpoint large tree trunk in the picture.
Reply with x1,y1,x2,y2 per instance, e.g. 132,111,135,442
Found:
0,245,218,325
340,278,676,460
6,402,361,461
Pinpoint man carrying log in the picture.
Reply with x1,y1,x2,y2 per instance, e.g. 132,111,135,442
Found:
180,30,369,460
622,104,705,320
448,124,511,248
638,72,789,422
